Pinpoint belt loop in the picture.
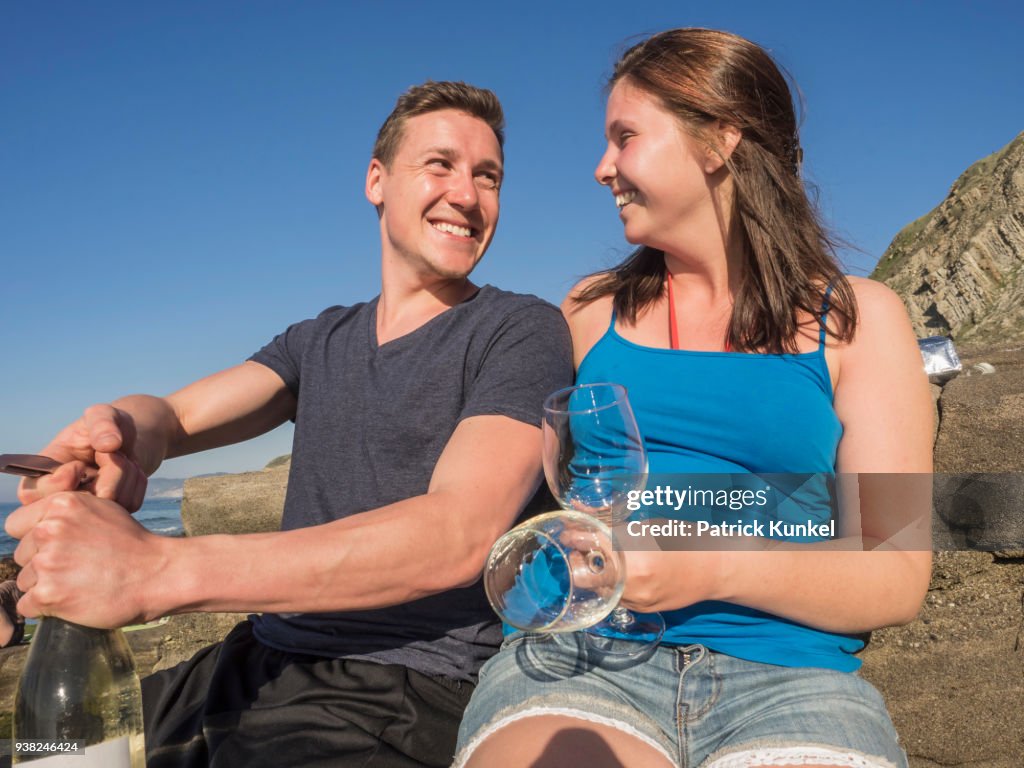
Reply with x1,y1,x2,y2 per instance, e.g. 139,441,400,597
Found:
679,645,705,669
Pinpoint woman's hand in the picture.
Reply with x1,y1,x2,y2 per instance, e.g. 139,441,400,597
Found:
618,546,726,614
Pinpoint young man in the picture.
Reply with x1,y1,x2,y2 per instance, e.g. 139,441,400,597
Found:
8,81,573,767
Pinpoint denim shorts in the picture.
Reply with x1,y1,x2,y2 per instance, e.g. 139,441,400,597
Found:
455,631,907,767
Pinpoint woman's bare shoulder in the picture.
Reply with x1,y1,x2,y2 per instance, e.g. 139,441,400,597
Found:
562,276,615,367
831,275,923,390
846,276,910,323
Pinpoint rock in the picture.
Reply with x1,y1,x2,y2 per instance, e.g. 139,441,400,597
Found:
180,457,289,537
869,133,1024,763
994,550,1024,561
933,473,1024,550
929,383,942,445
928,348,1024,551
858,347,1024,767
859,551,1024,768
871,132,1024,348
151,455,289,675
149,612,247,673
933,348,1024,473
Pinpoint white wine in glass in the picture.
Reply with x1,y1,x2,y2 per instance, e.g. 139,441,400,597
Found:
484,511,624,633
542,383,664,654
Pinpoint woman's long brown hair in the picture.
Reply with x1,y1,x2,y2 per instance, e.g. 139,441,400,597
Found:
575,28,857,353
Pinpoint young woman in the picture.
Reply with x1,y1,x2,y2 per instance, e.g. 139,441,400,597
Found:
455,29,932,768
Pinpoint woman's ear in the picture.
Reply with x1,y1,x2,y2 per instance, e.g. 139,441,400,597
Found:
705,121,742,173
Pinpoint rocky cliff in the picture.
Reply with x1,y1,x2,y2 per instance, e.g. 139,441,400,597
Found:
871,132,1024,347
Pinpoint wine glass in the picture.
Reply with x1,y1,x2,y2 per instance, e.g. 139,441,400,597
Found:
482,384,664,655
542,383,664,654
483,510,624,633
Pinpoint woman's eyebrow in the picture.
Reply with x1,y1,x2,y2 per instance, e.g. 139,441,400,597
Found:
606,119,629,140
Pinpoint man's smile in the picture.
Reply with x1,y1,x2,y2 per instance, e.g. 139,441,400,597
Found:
430,220,476,238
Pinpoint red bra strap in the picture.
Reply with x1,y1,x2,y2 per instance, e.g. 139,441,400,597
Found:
666,273,732,352
666,274,680,350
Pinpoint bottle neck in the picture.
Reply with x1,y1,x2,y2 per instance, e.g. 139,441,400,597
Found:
30,617,135,666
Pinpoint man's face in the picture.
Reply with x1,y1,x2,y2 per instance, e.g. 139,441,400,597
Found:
366,109,503,282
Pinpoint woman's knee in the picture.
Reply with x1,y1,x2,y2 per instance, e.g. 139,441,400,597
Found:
461,714,674,768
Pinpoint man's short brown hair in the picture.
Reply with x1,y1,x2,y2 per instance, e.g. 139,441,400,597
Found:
373,81,504,167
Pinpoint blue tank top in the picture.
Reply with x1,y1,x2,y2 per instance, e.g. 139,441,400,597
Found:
577,296,865,671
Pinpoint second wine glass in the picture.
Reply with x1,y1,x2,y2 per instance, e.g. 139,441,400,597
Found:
542,383,664,654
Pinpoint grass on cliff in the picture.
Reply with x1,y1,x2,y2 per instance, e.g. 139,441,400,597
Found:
870,185,948,283
871,208,933,283
871,131,1024,286
951,131,1022,193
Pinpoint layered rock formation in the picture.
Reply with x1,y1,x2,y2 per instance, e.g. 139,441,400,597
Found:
871,132,1024,347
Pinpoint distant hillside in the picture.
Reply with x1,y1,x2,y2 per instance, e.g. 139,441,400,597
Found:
145,473,228,500
871,132,1024,348
145,477,185,499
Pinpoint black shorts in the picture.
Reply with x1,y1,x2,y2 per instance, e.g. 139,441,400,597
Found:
142,620,473,768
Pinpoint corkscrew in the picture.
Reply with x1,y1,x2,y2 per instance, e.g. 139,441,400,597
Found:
0,453,100,490
0,454,62,478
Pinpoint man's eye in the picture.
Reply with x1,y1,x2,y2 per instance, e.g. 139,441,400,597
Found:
619,132,635,146
427,158,451,170
477,173,500,190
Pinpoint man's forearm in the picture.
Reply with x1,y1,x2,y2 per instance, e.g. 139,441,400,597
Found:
111,362,296,472
107,394,182,474
152,488,519,618
26,414,542,628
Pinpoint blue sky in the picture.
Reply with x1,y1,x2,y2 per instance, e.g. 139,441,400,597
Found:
2,1,1022,500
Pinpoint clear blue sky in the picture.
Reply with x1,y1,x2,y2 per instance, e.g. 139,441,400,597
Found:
2,1,1022,500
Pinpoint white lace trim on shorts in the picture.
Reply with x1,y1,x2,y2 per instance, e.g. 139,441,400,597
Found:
704,744,900,768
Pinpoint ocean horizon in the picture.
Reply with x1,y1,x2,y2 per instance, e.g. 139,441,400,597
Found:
0,497,184,558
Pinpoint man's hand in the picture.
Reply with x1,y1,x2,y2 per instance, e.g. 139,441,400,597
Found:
18,404,149,512
5,492,169,627
17,367,297,515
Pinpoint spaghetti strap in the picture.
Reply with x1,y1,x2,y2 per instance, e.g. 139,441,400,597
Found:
609,307,618,331
818,284,835,348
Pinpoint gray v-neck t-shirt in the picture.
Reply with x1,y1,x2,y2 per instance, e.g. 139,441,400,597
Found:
248,285,573,681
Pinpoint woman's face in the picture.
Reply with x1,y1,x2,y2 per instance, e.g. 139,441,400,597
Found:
595,80,715,252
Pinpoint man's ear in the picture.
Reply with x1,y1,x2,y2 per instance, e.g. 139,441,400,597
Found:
704,122,742,174
366,158,385,207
